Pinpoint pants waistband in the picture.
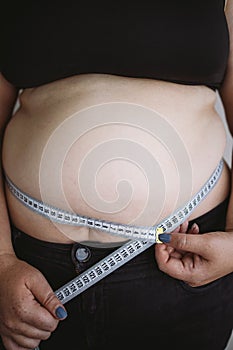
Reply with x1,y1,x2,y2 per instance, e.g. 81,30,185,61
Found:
11,194,229,265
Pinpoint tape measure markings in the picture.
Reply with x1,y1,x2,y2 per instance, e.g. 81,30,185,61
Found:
4,160,224,306
5,159,223,244
53,160,224,304
55,240,152,304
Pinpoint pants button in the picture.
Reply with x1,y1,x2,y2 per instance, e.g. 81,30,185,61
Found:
75,246,91,262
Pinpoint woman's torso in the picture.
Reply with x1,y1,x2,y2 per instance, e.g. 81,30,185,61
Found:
2,74,230,244
1,0,230,244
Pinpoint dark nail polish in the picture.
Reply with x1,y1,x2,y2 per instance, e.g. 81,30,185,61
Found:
55,306,67,319
158,233,171,243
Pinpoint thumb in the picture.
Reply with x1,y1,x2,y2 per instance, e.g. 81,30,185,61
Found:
159,232,208,256
28,270,68,320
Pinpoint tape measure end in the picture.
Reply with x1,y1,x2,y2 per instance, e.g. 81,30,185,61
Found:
155,227,164,244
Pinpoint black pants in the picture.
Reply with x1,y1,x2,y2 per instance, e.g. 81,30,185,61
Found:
1,198,233,350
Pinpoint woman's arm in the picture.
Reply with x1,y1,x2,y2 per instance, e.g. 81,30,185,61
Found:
155,0,233,287
0,73,67,350
220,0,233,231
0,72,18,255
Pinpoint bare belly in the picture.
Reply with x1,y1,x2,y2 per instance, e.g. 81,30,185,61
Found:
2,74,230,243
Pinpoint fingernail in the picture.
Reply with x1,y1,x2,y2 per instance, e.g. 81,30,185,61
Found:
158,233,171,243
55,306,67,319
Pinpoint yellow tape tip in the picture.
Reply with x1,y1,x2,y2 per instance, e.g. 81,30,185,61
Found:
156,227,164,244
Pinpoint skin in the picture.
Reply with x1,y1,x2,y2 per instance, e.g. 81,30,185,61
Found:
0,77,67,349
0,2,233,349
155,0,233,287
155,228,233,287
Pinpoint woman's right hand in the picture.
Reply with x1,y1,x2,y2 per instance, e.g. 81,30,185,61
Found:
0,254,67,349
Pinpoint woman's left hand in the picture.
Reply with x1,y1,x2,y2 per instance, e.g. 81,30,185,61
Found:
155,222,233,286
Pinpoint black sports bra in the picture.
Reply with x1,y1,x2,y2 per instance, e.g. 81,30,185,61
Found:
0,0,229,89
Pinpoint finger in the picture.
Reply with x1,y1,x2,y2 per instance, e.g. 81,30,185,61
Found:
27,270,67,322
169,250,184,259
2,334,40,350
155,243,170,264
182,253,195,270
158,232,209,257
13,321,51,341
155,240,184,261
193,253,202,265
179,220,189,233
170,226,181,234
169,220,189,235
188,223,199,234
156,251,191,281
167,246,175,254
2,305,56,342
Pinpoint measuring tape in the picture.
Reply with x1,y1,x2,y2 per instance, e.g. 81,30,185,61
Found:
54,159,223,304
5,159,223,245
14,160,221,350
5,159,223,305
